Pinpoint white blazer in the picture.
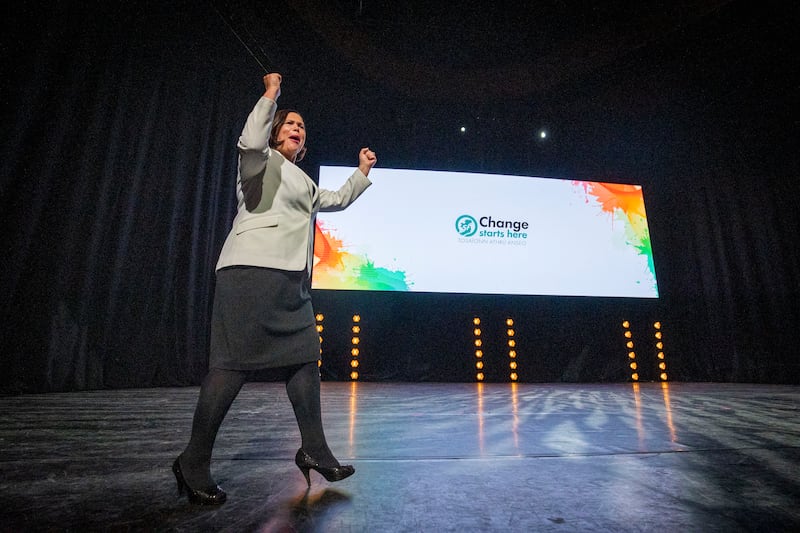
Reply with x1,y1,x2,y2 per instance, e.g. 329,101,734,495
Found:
216,97,371,273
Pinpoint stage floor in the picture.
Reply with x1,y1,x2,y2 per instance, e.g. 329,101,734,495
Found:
1,382,799,532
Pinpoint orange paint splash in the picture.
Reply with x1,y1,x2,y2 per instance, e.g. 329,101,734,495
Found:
579,182,646,219
314,221,347,269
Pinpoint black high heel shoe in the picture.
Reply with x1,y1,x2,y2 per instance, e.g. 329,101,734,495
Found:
294,449,355,487
172,457,227,506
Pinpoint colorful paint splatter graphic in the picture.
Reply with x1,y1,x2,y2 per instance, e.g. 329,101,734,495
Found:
312,221,411,291
572,180,658,294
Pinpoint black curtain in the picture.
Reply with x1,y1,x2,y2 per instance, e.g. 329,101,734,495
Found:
2,1,798,392
1,2,256,391
657,1,800,382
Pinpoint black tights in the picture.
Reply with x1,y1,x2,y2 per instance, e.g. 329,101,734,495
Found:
179,361,336,489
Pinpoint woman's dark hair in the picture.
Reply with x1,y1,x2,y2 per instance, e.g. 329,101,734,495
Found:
269,109,307,162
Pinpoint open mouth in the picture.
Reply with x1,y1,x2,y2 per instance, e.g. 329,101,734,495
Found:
289,135,302,144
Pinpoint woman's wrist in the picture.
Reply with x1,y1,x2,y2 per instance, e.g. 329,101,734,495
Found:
263,88,279,101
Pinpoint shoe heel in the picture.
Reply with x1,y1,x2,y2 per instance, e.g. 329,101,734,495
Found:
172,458,186,496
295,449,312,487
299,466,311,487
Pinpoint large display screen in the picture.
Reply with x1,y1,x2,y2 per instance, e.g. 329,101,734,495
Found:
312,167,658,298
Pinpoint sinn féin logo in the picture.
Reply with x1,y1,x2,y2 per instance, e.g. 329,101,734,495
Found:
455,215,478,237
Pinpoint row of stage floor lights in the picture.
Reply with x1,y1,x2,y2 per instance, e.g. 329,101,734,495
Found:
314,314,667,382
623,320,668,382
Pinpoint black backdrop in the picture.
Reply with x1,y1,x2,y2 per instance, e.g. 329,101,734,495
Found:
2,1,798,392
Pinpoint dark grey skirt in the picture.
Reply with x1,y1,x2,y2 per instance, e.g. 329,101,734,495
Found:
209,266,320,370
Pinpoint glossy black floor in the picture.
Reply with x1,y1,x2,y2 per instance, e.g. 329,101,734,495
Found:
1,381,799,532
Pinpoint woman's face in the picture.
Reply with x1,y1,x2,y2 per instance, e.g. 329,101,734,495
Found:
275,112,306,161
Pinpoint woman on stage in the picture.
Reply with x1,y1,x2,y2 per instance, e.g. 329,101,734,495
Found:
173,72,376,505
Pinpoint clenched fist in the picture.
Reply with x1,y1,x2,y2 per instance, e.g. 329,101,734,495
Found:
358,147,377,177
263,73,282,101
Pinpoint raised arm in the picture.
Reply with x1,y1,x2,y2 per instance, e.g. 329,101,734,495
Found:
319,147,377,212
236,74,282,182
